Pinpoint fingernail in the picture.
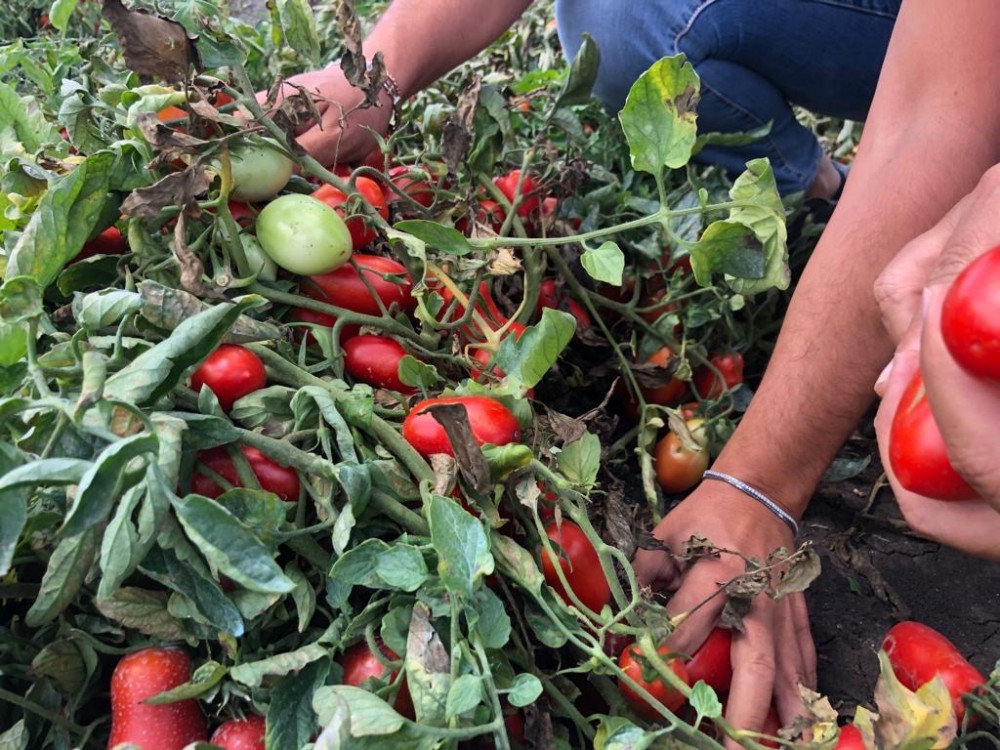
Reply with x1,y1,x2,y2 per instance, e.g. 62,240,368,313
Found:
874,360,893,394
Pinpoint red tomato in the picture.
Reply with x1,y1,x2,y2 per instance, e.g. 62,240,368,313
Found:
227,201,257,228
539,520,611,614
494,170,541,218
359,148,387,172
433,280,508,343
402,396,521,457
75,225,127,262
638,346,687,406
684,627,733,694
617,643,689,719
311,176,389,250
190,344,266,411
835,724,866,750
387,165,435,207
883,621,985,724
339,642,414,718
653,422,709,494
535,279,592,331
289,307,359,345
190,445,301,501
304,254,415,318
210,716,265,750
888,371,977,501
473,199,507,234
108,648,208,750
343,335,416,393
693,352,745,400
940,244,1000,382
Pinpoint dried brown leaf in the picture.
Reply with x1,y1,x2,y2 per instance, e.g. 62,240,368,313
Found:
425,403,491,494
101,0,197,82
443,78,481,174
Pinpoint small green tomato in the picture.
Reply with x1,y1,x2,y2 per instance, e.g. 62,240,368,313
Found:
256,194,352,275
228,139,294,202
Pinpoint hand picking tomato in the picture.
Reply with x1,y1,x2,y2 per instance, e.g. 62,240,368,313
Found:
684,627,733,694
402,396,521,457
210,715,266,750
339,641,414,718
304,254,415,317
883,621,985,724
190,445,301,501
108,647,208,750
494,169,541,218
940,244,1000,383
653,419,709,494
311,176,389,250
637,346,688,406
617,642,690,719
256,193,353,276
888,371,977,501
539,520,611,614
75,225,128,262
693,352,745,400
190,344,266,411
343,335,417,393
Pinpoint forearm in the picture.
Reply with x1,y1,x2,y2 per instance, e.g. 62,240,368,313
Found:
361,0,535,97
713,0,1000,518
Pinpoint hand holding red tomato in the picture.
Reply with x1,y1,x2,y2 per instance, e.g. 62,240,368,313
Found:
873,170,1000,558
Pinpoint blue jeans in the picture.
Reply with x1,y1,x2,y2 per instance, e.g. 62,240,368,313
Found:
555,0,901,194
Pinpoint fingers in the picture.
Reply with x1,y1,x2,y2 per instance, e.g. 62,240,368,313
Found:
723,605,777,750
632,547,683,592
772,595,815,724
663,561,728,657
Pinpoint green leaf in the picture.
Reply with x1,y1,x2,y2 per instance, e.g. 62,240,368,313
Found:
393,221,472,256
96,483,143,598
173,494,295,594
480,443,534,482
494,308,576,389
0,720,28,750
6,151,114,289
0,321,28,370
48,0,79,31
554,33,600,109
104,297,259,407
445,674,483,717
398,356,441,389
30,636,97,699
25,528,98,627
313,686,409,739
62,432,158,536
689,221,765,283
468,587,511,650
0,82,56,153
326,538,392,609
692,122,772,156
266,657,331,750
594,717,660,750
508,673,543,708
275,0,320,64
688,680,724,720
428,494,493,599
231,637,333,689
557,432,602,489
619,55,700,177
375,544,429,592
0,457,90,491
145,661,228,703
74,289,143,331
580,240,625,285
287,564,317,633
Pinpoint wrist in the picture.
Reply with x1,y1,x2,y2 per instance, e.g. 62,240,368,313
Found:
708,449,813,522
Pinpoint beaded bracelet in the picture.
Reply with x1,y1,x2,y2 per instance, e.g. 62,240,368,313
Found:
702,470,799,536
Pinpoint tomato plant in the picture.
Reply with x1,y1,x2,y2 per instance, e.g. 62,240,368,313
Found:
190,344,267,411
693,351,744,400
940,244,1000,383
304,253,415,317
311,176,389,249
228,139,294,203
539,520,611,614
883,621,985,724
402,396,521,457
256,193,353,275
617,643,689,719
343,335,416,393
653,419,709,494
210,716,266,750
108,648,207,750
190,445,301,501
888,371,977,501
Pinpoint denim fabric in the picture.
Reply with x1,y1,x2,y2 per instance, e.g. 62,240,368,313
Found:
554,0,901,193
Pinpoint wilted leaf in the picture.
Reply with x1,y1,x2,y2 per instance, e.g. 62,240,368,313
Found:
102,0,198,81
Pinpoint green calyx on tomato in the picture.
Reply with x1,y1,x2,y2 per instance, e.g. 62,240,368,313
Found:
617,642,690,719
256,193,353,275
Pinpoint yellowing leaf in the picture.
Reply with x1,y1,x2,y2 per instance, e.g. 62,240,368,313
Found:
873,651,956,750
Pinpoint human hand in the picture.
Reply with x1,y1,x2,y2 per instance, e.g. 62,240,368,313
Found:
873,167,1000,558
632,482,815,748
260,65,395,167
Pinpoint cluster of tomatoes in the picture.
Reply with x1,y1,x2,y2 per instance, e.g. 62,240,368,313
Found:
888,245,1000,501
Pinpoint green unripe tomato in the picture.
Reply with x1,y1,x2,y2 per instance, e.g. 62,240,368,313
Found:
228,139,294,202
256,194,352,275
